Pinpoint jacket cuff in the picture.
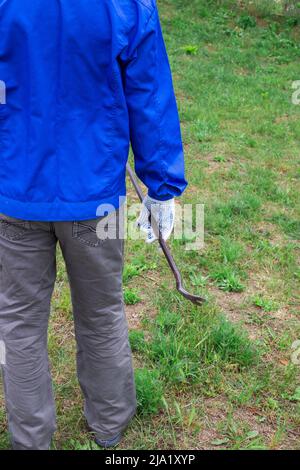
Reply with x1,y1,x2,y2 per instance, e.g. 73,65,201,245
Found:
147,190,175,202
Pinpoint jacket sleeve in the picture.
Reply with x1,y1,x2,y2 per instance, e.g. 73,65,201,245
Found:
119,2,187,201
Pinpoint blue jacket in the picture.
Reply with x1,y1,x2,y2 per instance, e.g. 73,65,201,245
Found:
0,0,187,221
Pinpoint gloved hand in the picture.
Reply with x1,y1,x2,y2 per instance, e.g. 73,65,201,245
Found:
137,195,175,243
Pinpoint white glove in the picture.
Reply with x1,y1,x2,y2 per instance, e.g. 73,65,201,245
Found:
137,195,175,244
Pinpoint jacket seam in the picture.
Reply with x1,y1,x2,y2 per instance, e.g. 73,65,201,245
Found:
106,66,119,175
133,0,155,14
111,0,155,58
54,1,63,202
152,10,167,190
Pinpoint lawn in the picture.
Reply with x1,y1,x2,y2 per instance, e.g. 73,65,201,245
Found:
1,0,300,450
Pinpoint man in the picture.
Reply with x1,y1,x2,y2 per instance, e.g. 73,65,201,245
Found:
0,0,187,450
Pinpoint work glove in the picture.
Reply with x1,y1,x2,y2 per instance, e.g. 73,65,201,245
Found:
137,195,175,244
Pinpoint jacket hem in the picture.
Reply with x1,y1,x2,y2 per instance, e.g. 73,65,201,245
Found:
0,192,126,222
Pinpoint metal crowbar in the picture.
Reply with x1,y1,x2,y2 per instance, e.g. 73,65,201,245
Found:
126,163,206,306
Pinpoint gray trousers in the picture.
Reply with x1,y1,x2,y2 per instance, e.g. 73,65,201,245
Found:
0,211,136,450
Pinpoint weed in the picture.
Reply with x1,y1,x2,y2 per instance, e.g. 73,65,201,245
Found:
253,296,279,312
135,369,164,415
124,288,141,305
209,317,259,367
211,265,245,292
129,330,147,353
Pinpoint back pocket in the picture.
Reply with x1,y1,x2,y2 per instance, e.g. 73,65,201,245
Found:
72,211,119,248
0,214,31,241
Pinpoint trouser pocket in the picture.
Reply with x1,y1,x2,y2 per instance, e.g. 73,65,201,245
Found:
0,214,31,241
72,209,120,247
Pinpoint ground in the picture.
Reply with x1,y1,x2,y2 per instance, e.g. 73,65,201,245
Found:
0,0,300,450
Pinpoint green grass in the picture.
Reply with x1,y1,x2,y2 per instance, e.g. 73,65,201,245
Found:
211,265,246,292
252,295,279,312
0,0,300,450
129,330,147,352
135,369,164,416
124,287,141,305
209,318,259,366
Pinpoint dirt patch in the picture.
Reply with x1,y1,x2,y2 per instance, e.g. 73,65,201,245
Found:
125,274,160,330
196,397,229,449
126,301,147,330
208,284,261,337
236,67,250,76
196,397,291,449
254,221,286,246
